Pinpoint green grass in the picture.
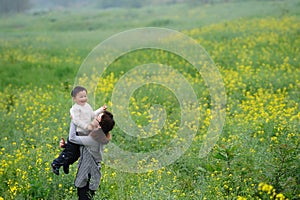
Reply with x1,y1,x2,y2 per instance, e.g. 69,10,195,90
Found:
0,0,299,89
0,0,299,88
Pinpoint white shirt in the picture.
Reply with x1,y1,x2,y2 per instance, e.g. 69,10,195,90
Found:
70,103,104,135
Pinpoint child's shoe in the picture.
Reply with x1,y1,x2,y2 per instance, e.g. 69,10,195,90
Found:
51,163,60,175
63,164,69,174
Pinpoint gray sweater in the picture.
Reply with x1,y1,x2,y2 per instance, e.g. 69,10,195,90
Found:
68,122,109,163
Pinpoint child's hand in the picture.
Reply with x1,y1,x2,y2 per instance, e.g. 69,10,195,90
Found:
102,105,107,110
60,138,66,148
106,133,112,140
100,132,111,144
87,124,94,131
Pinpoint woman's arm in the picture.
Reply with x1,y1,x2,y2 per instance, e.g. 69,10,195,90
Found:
69,122,100,146
89,129,111,145
68,121,80,143
68,122,91,145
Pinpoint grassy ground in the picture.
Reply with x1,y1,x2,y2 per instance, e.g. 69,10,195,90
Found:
0,0,299,88
0,0,299,199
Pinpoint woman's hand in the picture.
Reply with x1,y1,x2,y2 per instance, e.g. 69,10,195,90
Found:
106,133,112,140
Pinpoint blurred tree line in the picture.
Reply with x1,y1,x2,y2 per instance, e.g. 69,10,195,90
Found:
0,0,31,14
0,0,237,14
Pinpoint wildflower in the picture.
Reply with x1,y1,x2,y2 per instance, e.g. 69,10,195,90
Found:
276,193,285,200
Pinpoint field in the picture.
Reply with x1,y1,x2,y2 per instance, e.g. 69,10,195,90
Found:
0,0,300,199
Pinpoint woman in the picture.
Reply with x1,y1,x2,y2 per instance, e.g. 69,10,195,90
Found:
63,111,115,200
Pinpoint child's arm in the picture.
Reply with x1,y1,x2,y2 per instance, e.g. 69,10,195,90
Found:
94,105,107,116
103,133,111,144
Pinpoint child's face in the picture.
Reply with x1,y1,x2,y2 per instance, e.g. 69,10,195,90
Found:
73,90,88,106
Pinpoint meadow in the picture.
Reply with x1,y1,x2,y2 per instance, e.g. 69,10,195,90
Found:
0,0,299,199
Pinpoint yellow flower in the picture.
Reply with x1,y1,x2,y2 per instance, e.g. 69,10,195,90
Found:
275,193,285,200
237,196,247,200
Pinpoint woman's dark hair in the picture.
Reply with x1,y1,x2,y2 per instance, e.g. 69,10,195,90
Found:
99,111,115,134
71,86,87,97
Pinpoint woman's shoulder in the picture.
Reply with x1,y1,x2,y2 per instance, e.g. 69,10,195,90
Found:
90,129,110,144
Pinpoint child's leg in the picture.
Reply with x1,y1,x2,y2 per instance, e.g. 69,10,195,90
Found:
63,139,80,165
61,139,80,174
51,139,80,175
51,153,65,175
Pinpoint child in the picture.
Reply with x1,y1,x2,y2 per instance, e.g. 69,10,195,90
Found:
65,110,115,200
51,86,106,175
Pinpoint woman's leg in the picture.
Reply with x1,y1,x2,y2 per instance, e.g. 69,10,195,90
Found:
77,183,95,200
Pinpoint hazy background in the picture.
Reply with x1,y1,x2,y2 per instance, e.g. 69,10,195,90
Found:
0,0,299,199
1,0,240,14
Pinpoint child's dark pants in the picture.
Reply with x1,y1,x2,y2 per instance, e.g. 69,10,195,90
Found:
52,139,80,171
